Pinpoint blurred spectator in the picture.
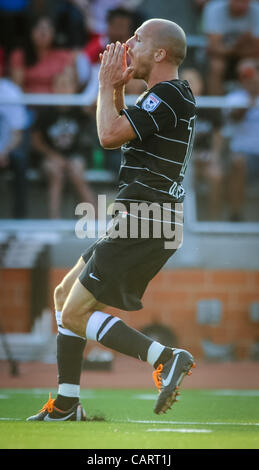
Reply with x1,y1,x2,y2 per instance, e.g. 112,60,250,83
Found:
0,47,4,75
8,14,75,93
225,59,259,221
139,0,201,35
181,68,224,220
202,0,259,95
0,73,28,218
87,0,144,35
32,67,97,219
193,0,210,12
52,0,89,49
0,0,29,69
192,0,211,33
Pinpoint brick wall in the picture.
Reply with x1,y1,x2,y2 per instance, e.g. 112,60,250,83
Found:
138,270,259,359
1,267,259,359
0,269,31,332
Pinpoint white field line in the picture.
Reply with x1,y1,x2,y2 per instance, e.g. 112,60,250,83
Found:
0,418,22,421
134,391,259,399
147,428,212,433
209,390,259,397
1,417,259,427
128,419,259,427
0,389,95,398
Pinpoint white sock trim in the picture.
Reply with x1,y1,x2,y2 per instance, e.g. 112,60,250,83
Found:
55,310,62,325
58,325,85,339
58,383,80,398
147,341,165,366
55,310,85,339
86,311,111,341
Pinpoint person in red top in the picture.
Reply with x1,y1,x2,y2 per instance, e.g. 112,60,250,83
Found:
9,14,75,93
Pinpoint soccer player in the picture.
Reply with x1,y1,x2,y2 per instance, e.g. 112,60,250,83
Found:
27,18,196,422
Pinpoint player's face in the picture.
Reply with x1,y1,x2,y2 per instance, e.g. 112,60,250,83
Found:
126,24,155,81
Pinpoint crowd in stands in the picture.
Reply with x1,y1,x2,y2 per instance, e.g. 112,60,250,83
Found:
0,0,258,221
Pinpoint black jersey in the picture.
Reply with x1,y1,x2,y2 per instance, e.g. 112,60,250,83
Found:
116,79,196,209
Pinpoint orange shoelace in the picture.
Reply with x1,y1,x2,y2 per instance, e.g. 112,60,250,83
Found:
39,392,55,413
152,363,164,391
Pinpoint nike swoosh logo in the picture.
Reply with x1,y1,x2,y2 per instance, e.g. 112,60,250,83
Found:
43,411,75,422
89,272,101,281
162,354,180,387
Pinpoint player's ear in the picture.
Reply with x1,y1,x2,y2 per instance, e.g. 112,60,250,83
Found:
154,48,166,63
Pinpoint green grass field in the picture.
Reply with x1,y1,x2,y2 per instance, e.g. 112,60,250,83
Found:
0,388,259,449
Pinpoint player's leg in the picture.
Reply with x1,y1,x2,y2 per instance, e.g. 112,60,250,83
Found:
53,257,90,411
27,257,89,421
85,310,194,415
61,278,171,366
92,309,195,415
54,256,86,311
61,284,169,384
61,279,194,414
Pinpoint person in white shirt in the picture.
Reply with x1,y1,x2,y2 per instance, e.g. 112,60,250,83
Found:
202,0,259,95
0,76,28,217
225,58,259,220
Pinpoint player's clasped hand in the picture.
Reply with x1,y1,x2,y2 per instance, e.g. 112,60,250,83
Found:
98,41,134,89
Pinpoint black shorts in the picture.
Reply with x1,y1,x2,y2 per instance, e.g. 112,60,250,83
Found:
79,233,176,311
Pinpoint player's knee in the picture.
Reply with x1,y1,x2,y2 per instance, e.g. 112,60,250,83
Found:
62,304,93,335
61,306,83,333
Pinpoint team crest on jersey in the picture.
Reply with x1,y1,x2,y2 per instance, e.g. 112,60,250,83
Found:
142,93,161,112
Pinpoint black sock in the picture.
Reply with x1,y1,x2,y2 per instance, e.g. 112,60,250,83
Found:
86,312,174,370
55,395,79,410
98,317,154,361
55,332,86,409
95,315,172,367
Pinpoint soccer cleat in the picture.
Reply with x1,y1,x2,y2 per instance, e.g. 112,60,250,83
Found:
26,392,86,422
153,348,195,414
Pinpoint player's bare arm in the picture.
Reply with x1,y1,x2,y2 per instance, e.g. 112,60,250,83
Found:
97,41,136,149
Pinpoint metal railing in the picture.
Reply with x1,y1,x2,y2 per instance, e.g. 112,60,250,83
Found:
1,93,259,108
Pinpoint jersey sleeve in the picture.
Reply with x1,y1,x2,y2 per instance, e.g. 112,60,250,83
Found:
121,85,178,141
